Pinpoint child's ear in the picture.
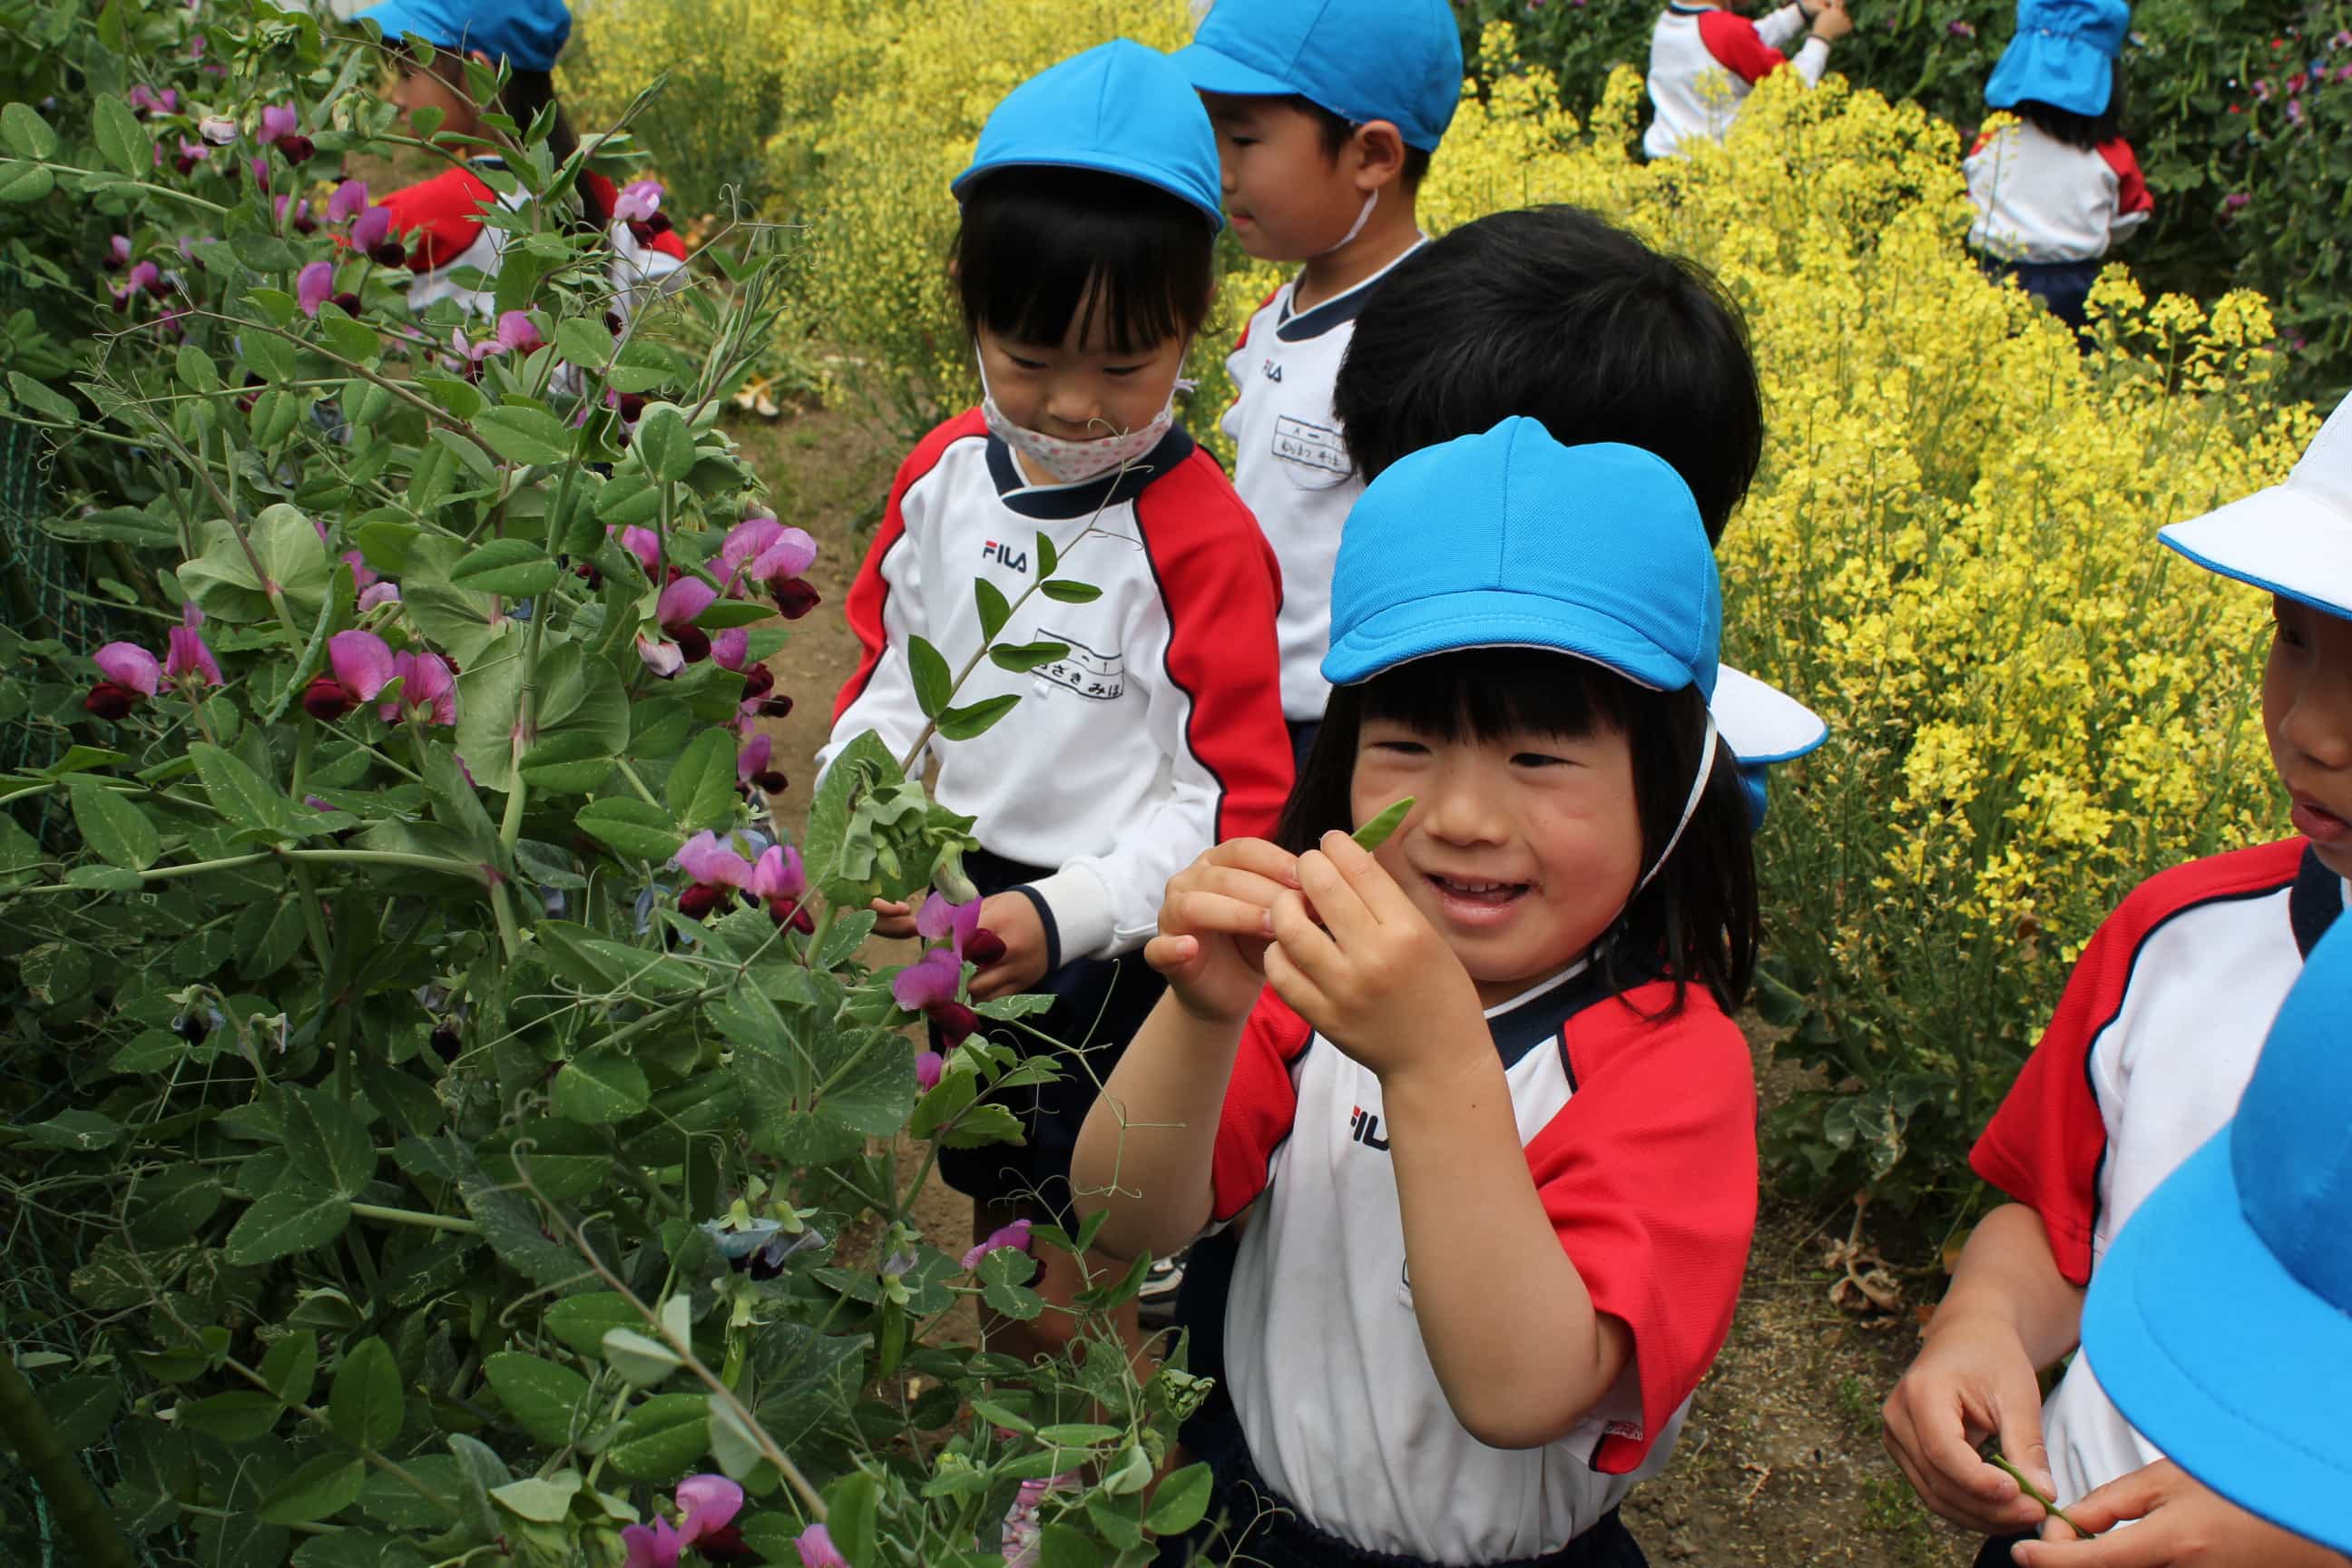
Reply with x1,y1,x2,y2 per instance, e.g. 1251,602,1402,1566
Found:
467,48,495,67
1349,120,1408,193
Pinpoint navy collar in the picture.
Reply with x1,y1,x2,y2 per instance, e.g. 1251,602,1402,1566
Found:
2291,845,2346,959
983,424,1195,520
1275,239,1428,344
1488,963,1612,1072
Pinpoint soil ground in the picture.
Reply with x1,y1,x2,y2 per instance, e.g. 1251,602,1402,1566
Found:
733,403,1976,1568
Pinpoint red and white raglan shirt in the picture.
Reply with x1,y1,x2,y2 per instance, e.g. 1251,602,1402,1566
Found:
1221,241,1424,723
1206,965,1759,1562
822,413,1292,964
1972,840,2347,1506
1965,122,2152,264
1643,3,1830,160
376,162,690,320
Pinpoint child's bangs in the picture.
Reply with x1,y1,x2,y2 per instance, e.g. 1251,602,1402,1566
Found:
1357,648,1634,745
955,168,1212,355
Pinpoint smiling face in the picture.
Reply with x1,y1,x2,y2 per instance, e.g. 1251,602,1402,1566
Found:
974,306,1188,458
2267,594,2352,879
1350,713,1645,1009
1200,93,1374,262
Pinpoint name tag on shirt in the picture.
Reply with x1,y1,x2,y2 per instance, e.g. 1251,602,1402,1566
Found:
1271,415,1348,476
1032,630,1125,703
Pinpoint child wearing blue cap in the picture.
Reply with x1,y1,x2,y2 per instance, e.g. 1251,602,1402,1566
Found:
1173,0,1462,772
352,0,688,318
2046,920,2352,1567
1883,393,2352,1568
1074,418,1764,1567
820,41,1291,1367
1643,0,1853,160
1965,0,2152,331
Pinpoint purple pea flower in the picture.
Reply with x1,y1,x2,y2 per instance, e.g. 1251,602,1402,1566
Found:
302,630,396,720
85,642,162,719
612,179,664,223
962,1218,1034,1270
296,260,334,318
795,1523,848,1568
674,829,755,919
257,103,299,143
164,603,222,687
916,1050,945,1091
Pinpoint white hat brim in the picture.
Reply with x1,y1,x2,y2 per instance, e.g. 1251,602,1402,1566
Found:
1713,665,1828,766
2160,485,2352,620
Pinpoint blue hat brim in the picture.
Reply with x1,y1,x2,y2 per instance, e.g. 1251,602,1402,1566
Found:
2082,1130,2352,1555
353,0,447,44
1322,590,1701,693
1173,42,1308,103
951,151,1223,231
1984,34,2113,116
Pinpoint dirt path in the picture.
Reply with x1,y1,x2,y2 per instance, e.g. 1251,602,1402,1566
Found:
733,403,1974,1568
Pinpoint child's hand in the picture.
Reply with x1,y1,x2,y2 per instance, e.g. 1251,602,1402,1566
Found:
869,897,920,940
969,891,1050,1001
1810,0,1854,42
1264,830,1485,1085
2013,1461,2347,1566
1147,838,1298,1024
1881,1308,2057,1535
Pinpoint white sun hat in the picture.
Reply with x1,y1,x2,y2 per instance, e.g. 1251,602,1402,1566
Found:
1713,665,1828,766
2159,391,2352,618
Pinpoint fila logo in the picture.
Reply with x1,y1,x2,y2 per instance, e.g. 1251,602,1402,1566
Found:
1348,1104,1389,1152
1260,358,1283,383
981,540,1029,572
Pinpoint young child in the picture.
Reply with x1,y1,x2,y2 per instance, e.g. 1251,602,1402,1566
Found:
1643,0,1852,161
820,41,1292,1363
2057,921,2352,1565
1331,202,1830,814
1965,0,2151,331
1176,0,1461,768
1881,393,2352,1567
1074,418,1763,1566
354,0,688,320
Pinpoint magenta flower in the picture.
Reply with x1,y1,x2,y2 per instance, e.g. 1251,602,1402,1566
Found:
128,84,177,118
720,514,821,616
750,843,814,931
612,179,664,224
621,1517,678,1568
915,1050,945,1092
111,260,163,311
962,1218,1033,1270
737,732,787,794
86,642,162,719
172,136,208,173
674,829,754,918
359,581,402,611
612,524,661,575
918,891,1006,968
657,575,719,662
1946,17,1975,35
672,1475,743,1547
302,630,396,720
297,260,334,318
257,103,299,143
379,650,456,726
197,115,236,145
327,179,369,223
104,235,132,270
635,632,685,679
341,550,381,594
710,627,750,671
2225,191,2251,211
892,948,976,1043
350,204,401,265
163,603,221,687
795,1523,848,1568
495,310,544,354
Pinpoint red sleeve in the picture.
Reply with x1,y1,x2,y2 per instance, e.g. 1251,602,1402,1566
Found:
1132,451,1294,842
1524,983,1757,1475
1209,990,1315,1222
1970,839,2306,1285
1697,9,1790,85
377,166,497,273
1230,286,1281,357
649,230,689,260
832,410,986,723
2096,138,2153,216
584,172,691,260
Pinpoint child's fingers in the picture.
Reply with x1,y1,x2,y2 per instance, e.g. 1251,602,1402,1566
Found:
1317,828,1417,924
1162,888,1279,941
1204,837,1302,886
1143,932,1201,978
1294,847,1378,946
1268,887,1346,989
1185,862,1299,912
1259,925,1334,1030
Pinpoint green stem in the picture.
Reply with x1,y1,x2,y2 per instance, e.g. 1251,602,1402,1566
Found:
176,1501,336,1536
612,757,662,809
28,160,230,213
1989,1455,2097,1538
349,1201,485,1236
0,1352,142,1568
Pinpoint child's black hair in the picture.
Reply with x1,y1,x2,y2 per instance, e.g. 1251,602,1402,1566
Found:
1287,95,1435,190
954,166,1217,355
2014,61,2127,152
402,51,580,169
1275,648,1759,1010
1331,204,1761,543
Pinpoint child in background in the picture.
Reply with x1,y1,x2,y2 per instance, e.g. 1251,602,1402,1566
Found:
1176,0,1461,769
1881,393,2352,1567
1644,0,1852,161
1075,419,1764,1567
1965,0,2151,331
2057,922,2352,1565
821,41,1291,1366
353,0,687,320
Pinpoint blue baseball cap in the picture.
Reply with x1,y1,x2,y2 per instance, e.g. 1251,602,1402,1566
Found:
1178,0,1463,152
355,0,571,72
2081,915,2352,1555
1984,0,2129,117
1324,418,1721,697
952,41,1222,231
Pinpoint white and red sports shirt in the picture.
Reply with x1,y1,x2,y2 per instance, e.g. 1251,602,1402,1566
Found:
1643,3,1830,161
1206,966,1759,1562
1220,241,1423,722
822,413,1291,964
375,162,691,320
1965,121,2152,265
1972,840,2346,1506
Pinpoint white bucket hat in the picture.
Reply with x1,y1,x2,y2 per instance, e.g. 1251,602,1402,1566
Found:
2160,391,2352,617
1714,665,1828,766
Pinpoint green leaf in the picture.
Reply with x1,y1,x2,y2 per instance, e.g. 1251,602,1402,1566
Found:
329,1338,404,1451
482,1354,591,1448
825,1470,880,1566
1144,1461,1212,1535
1038,579,1102,603
22,1106,121,1152
554,317,614,372
90,94,154,177
225,1186,352,1265
574,798,681,862
260,1332,319,1408
0,103,57,160
260,1455,366,1525
285,1086,377,1199
316,305,380,365
34,1376,120,1454
191,742,291,838
907,634,952,719
544,1292,639,1358
181,504,332,625
1034,530,1060,579
707,1398,766,1481
663,727,736,831
551,1047,649,1125
176,344,222,395
1038,1524,1102,1568
975,580,1013,640
632,405,695,484
935,694,1020,741
988,640,1070,675
250,388,302,448
473,405,576,466
177,1389,284,1442
0,161,54,203
518,730,616,793
601,1328,681,1387
451,537,562,597
241,329,299,385
7,371,76,424
604,1393,708,1480
490,1474,582,1524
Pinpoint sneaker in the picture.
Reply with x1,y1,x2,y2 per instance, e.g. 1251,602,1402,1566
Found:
1138,1250,1186,1326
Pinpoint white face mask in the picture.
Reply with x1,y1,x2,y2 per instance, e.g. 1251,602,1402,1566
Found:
1317,189,1379,257
977,352,1180,487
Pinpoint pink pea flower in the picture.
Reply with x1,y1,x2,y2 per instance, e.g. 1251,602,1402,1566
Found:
349,204,401,265
85,642,162,719
674,829,754,919
257,103,299,143
720,514,821,616
358,581,403,611
750,843,814,932
710,627,750,671
163,603,222,687
635,632,686,679
795,1523,848,1568
111,260,162,311
915,1050,945,1092
104,235,132,271
612,179,663,224
379,650,456,726
173,136,210,173
128,84,177,118
892,947,977,1044
657,575,719,662
302,630,395,720
197,115,236,145
961,1218,1033,1270
495,310,544,354
737,731,787,795
297,260,334,318
620,1516,679,1568
672,1475,743,1549
612,524,661,575
918,890,1006,968
340,550,380,593
327,179,369,223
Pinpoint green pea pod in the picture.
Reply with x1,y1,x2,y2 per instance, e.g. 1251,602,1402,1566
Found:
1351,796,1416,852
1989,1455,2098,1539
